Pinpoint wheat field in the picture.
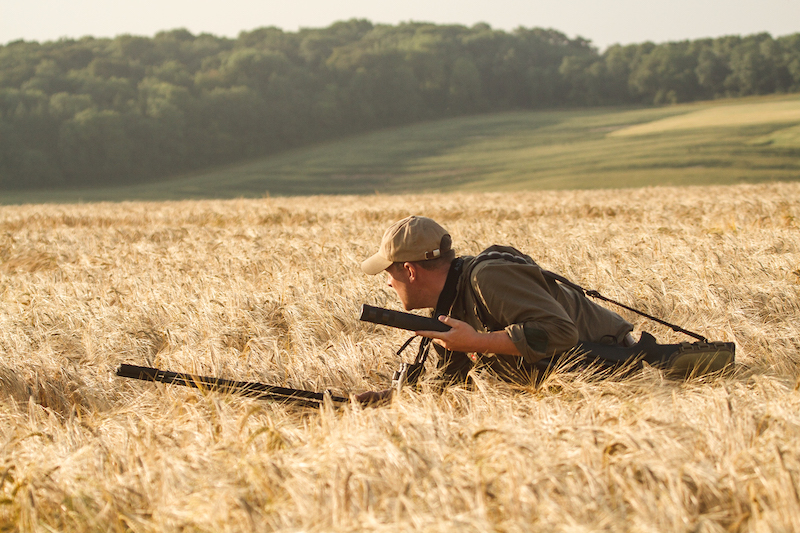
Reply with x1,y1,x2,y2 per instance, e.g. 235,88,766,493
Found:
1,183,799,532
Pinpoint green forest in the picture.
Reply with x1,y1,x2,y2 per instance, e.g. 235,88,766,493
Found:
2,20,799,190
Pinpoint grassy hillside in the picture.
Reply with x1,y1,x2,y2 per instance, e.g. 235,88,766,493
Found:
1,184,799,531
3,95,800,204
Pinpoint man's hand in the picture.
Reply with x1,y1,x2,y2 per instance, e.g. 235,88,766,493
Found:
416,316,521,358
416,316,486,353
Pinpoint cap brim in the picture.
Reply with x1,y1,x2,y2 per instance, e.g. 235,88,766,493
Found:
361,253,393,275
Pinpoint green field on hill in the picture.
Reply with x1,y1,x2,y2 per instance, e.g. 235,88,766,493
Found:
3,95,800,204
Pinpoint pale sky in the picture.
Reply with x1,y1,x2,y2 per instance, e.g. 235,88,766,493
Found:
1,0,798,51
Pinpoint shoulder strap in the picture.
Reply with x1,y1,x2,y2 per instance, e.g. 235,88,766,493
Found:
395,258,465,387
472,246,709,343
472,245,535,267
412,257,464,365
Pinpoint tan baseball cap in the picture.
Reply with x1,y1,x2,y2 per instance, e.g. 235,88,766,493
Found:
361,216,451,275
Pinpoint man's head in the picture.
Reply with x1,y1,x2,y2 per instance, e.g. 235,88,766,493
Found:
362,216,455,310
361,216,454,275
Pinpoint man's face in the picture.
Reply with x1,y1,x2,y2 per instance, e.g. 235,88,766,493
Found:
386,263,423,310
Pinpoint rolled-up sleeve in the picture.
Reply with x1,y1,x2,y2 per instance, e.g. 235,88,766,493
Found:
470,263,580,363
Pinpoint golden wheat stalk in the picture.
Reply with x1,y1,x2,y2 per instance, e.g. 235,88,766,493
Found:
1,183,799,531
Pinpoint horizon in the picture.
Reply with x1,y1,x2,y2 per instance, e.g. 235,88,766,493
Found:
2,0,799,51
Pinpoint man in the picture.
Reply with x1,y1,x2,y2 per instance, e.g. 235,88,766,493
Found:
356,215,635,403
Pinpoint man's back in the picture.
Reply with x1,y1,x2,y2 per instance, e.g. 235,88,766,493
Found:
436,246,633,384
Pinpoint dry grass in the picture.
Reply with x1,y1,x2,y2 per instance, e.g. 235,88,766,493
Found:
610,99,800,137
1,183,799,532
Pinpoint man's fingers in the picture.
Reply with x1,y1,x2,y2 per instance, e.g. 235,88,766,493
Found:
415,330,444,339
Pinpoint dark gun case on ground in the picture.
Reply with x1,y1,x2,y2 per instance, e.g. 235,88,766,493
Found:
116,364,349,408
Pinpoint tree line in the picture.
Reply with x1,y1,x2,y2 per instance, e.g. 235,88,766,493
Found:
2,20,799,189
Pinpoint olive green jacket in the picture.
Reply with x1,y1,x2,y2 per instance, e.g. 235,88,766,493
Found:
436,248,633,383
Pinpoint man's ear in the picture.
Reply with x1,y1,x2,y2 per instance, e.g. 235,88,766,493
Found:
404,262,418,282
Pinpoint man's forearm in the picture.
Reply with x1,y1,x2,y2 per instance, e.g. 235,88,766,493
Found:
472,330,521,357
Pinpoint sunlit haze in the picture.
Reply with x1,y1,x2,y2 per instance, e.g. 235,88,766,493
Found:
2,0,799,50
